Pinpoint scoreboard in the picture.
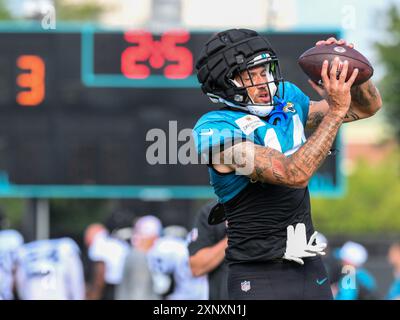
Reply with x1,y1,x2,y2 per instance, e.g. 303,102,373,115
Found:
0,24,343,199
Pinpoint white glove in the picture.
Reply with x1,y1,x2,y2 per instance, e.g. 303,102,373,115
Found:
282,223,327,265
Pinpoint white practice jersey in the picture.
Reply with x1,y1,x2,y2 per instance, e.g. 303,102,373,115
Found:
0,230,24,300
147,237,208,300
16,238,85,300
88,233,129,285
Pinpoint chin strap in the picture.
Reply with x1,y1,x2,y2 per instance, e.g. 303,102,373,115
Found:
267,98,288,126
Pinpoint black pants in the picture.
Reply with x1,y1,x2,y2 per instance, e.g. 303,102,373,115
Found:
228,256,333,300
101,284,116,300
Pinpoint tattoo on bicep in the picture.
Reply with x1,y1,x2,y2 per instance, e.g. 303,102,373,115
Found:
272,169,285,184
252,147,292,184
367,82,378,99
307,111,326,128
351,85,370,107
351,82,378,109
253,148,273,181
344,109,360,121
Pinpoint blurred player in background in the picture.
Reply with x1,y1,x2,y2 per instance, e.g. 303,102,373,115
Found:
116,215,162,300
188,201,228,300
193,29,382,299
0,210,24,300
386,242,400,300
334,241,378,300
15,237,84,300
84,223,129,300
147,224,208,300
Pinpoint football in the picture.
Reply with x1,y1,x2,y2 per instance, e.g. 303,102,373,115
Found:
298,43,374,86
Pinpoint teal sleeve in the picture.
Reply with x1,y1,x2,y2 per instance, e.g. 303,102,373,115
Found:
192,121,247,162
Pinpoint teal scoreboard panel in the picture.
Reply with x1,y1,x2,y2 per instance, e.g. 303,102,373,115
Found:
0,26,343,199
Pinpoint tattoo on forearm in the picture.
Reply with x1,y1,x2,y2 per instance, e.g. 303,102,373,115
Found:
228,111,344,187
252,112,343,187
291,112,343,178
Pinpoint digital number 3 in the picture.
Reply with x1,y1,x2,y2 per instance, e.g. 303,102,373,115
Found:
16,55,45,107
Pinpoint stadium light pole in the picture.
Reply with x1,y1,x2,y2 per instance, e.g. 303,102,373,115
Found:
35,199,50,240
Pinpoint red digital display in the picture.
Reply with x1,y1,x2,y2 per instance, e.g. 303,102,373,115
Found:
121,30,193,79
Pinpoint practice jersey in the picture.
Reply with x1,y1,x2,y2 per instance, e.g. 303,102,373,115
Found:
387,276,400,300
192,81,315,264
147,236,208,300
193,81,309,203
335,268,378,300
88,232,129,285
0,230,24,300
16,238,85,300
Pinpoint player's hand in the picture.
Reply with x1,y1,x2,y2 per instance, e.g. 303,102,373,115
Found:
308,57,359,117
315,37,354,49
305,231,327,256
282,223,326,265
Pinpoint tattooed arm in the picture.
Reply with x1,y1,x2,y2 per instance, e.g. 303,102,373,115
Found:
306,80,382,129
214,110,345,188
347,80,382,120
213,58,358,188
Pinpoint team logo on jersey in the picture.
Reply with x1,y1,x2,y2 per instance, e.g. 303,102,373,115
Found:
241,280,251,292
235,115,266,135
283,102,295,113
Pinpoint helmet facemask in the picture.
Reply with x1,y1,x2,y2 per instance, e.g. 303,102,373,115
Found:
228,53,284,117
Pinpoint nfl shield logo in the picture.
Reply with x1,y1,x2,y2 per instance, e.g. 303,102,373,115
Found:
241,281,251,292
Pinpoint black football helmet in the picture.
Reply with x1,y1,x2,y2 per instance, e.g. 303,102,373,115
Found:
196,29,284,117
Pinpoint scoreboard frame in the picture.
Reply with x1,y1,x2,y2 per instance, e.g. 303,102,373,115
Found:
0,22,345,199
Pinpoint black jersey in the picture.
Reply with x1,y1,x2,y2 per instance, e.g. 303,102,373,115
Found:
223,182,314,264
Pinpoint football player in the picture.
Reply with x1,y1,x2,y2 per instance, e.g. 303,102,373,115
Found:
15,237,85,300
193,29,382,299
147,226,208,300
0,229,24,300
85,223,129,300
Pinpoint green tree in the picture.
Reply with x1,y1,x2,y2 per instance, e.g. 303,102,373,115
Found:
312,148,400,235
54,0,104,22
0,0,12,20
376,5,400,142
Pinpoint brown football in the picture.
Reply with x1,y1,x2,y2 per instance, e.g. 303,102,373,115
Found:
298,43,374,86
